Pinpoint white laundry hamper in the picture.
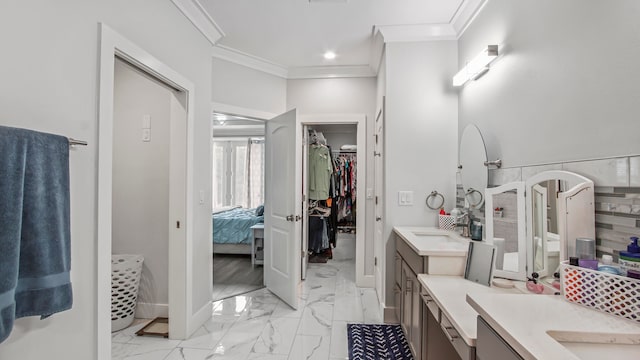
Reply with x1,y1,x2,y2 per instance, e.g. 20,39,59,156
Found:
111,254,144,332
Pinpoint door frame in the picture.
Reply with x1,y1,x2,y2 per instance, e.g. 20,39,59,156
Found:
373,102,386,316
299,114,371,287
97,24,196,359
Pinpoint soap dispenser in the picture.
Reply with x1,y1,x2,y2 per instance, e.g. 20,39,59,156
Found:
619,236,640,275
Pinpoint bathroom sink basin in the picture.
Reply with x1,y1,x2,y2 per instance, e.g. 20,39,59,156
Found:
409,232,468,250
547,330,640,360
411,234,454,242
393,227,470,256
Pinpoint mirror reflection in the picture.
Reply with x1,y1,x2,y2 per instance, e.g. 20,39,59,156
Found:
526,171,595,278
531,181,559,275
485,182,526,281
459,124,488,209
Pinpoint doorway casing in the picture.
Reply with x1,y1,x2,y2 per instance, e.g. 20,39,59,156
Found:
300,114,371,287
97,23,204,360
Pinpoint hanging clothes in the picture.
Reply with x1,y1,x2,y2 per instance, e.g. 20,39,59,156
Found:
332,152,357,227
308,144,333,201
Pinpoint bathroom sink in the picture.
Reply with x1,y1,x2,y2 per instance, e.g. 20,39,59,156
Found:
411,233,454,242
547,330,640,360
393,227,470,256
409,232,468,250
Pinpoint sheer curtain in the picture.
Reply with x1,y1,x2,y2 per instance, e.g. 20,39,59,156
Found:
212,138,264,209
246,138,264,208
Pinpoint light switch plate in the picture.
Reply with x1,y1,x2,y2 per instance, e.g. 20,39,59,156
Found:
142,128,151,142
366,188,374,199
142,115,151,129
398,191,414,206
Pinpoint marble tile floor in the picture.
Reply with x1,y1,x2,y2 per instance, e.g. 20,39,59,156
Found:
112,259,383,360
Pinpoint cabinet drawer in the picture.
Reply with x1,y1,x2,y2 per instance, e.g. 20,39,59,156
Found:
396,235,424,274
253,227,264,238
441,313,475,360
420,289,439,321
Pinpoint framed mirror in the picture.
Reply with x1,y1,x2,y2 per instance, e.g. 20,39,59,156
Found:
525,171,595,277
485,182,527,281
459,124,488,209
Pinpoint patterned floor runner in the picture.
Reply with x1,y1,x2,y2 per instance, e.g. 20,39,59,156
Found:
347,323,414,360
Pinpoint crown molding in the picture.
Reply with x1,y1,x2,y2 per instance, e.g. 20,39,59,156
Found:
211,102,278,121
204,0,487,79
171,0,225,46
374,23,458,43
287,65,375,79
368,29,386,75
450,0,488,38
212,45,289,78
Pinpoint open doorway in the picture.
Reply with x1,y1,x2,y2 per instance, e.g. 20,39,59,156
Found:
111,58,188,332
299,115,367,288
98,24,198,358
304,124,358,267
211,112,266,301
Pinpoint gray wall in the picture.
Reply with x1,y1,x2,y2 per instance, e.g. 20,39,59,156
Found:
383,40,459,305
112,59,171,313
212,58,287,115
311,124,357,151
458,0,640,262
0,1,213,358
458,0,640,167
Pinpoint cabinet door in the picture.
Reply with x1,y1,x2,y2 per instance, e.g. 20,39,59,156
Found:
421,301,429,360
410,273,422,357
395,252,402,286
476,317,523,360
426,307,459,360
401,262,412,336
394,284,401,324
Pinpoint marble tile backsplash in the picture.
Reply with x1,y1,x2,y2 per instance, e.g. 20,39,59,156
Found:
457,155,640,260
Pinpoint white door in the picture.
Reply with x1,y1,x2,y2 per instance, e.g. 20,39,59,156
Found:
373,100,385,305
265,109,302,309
301,126,309,280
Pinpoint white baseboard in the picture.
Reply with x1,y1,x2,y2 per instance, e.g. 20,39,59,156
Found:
135,302,168,319
356,274,375,288
189,301,213,337
383,306,399,324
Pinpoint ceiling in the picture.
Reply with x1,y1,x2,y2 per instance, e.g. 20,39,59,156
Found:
195,0,484,78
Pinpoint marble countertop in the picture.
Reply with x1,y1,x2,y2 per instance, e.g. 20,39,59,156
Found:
467,292,640,360
417,274,522,346
393,227,469,256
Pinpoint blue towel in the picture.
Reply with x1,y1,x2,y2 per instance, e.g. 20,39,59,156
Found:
0,126,73,343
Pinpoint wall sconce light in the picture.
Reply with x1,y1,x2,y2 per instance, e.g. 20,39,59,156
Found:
452,45,499,87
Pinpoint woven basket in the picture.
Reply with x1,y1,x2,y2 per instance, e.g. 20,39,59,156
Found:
111,254,144,332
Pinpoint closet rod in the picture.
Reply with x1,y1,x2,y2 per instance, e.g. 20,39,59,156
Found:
68,138,88,146
331,150,356,154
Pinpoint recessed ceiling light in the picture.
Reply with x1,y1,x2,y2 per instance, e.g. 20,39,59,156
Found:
324,51,336,60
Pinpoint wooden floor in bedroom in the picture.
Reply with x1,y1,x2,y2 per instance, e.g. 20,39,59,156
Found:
212,254,264,301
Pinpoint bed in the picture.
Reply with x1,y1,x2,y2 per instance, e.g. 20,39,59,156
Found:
212,206,264,254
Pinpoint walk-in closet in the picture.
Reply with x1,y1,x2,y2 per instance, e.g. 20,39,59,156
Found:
305,124,358,267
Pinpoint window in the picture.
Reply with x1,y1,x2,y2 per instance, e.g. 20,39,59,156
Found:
212,138,264,209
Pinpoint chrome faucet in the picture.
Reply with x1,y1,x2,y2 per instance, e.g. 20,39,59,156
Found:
454,209,471,238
